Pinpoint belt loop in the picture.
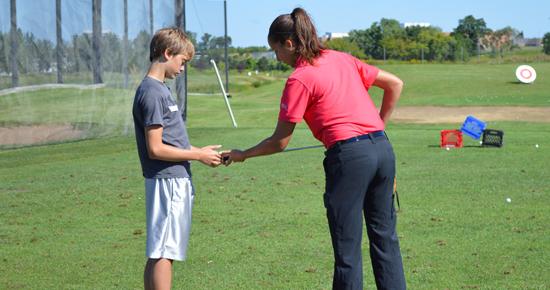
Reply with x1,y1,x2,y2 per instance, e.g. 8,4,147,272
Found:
368,132,376,144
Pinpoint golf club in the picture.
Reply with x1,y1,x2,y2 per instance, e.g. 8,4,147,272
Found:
282,144,324,152
221,144,323,163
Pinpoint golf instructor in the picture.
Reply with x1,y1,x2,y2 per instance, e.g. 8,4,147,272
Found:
222,7,406,290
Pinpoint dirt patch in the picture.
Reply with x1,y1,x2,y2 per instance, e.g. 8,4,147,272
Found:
0,124,83,147
0,106,548,146
392,106,550,124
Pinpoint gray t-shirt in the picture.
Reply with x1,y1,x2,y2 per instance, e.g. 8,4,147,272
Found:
132,76,191,178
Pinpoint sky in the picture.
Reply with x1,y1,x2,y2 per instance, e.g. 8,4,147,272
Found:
1,0,549,47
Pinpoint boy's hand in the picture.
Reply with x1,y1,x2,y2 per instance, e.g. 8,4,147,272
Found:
198,145,222,167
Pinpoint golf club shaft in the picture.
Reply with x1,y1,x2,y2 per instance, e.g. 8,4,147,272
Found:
283,144,324,152
221,144,323,163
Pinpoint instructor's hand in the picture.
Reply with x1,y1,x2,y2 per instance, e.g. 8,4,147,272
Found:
198,145,222,167
221,149,246,166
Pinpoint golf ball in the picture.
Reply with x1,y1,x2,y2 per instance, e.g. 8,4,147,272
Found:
506,198,512,203
535,144,539,148
446,147,450,151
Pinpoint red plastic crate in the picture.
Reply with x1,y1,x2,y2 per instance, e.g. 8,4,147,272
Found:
440,130,463,148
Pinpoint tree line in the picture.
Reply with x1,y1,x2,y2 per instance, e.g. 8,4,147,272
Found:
1,14,549,86
328,15,546,62
0,28,287,79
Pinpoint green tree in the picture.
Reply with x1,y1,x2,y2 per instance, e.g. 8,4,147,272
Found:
65,35,80,73
256,57,269,71
450,34,471,61
542,33,550,55
325,37,366,59
349,19,401,59
0,33,8,73
452,15,490,53
349,22,385,59
102,32,122,73
380,18,404,38
35,39,54,72
483,26,518,58
77,33,93,71
21,32,43,73
198,33,212,52
417,27,453,61
232,46,269,54
245,57,257,71
209,36,231,49
185,31,197,47
129,30,151,72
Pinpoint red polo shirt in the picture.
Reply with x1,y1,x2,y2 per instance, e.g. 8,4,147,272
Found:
278,49,384,148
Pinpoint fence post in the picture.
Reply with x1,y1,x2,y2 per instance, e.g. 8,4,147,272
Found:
174,0,188,121
123,0,129,88
92,0,103,84
10,0,19,88
56,0,63,83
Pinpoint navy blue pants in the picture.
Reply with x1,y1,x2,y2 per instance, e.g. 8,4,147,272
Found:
323,133,406,290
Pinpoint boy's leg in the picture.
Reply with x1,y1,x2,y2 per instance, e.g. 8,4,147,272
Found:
145,177,194,260
144,178,194,289
144,258,173,290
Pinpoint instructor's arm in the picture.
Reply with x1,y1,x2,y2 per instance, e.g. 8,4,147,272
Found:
145,125,222,167
374,70,403,124
224,120,296,163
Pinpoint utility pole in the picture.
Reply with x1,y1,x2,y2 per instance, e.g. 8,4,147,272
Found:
92,0,103,84
56,0,63,83
149,0,154,36
224,0,229,96
477,38,481,61
123,0,129,88
10,0,18,87
175,0,188,120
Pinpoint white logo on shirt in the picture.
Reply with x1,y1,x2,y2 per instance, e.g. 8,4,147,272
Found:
169,105,179,112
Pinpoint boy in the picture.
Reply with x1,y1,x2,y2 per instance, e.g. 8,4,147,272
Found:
132,27,222,290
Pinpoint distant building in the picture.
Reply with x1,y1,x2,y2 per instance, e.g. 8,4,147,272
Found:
82,29,113,35
523,38,542,47
401,22,431,28
322,32,349,42
251,51,276,60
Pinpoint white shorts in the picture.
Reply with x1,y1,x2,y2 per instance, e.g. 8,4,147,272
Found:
145,177,194,261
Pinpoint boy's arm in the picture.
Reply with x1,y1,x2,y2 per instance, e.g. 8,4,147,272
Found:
145,125,222,167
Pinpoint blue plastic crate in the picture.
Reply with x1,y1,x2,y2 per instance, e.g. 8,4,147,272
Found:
460,115,487,140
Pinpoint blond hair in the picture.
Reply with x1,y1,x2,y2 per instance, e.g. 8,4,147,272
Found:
149,27,195,62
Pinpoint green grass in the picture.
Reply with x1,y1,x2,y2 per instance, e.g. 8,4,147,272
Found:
1,59,549,288
1,121,549,289
0,68,287,147
370,62,550,106
0,66,288,92
1,62,548,143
